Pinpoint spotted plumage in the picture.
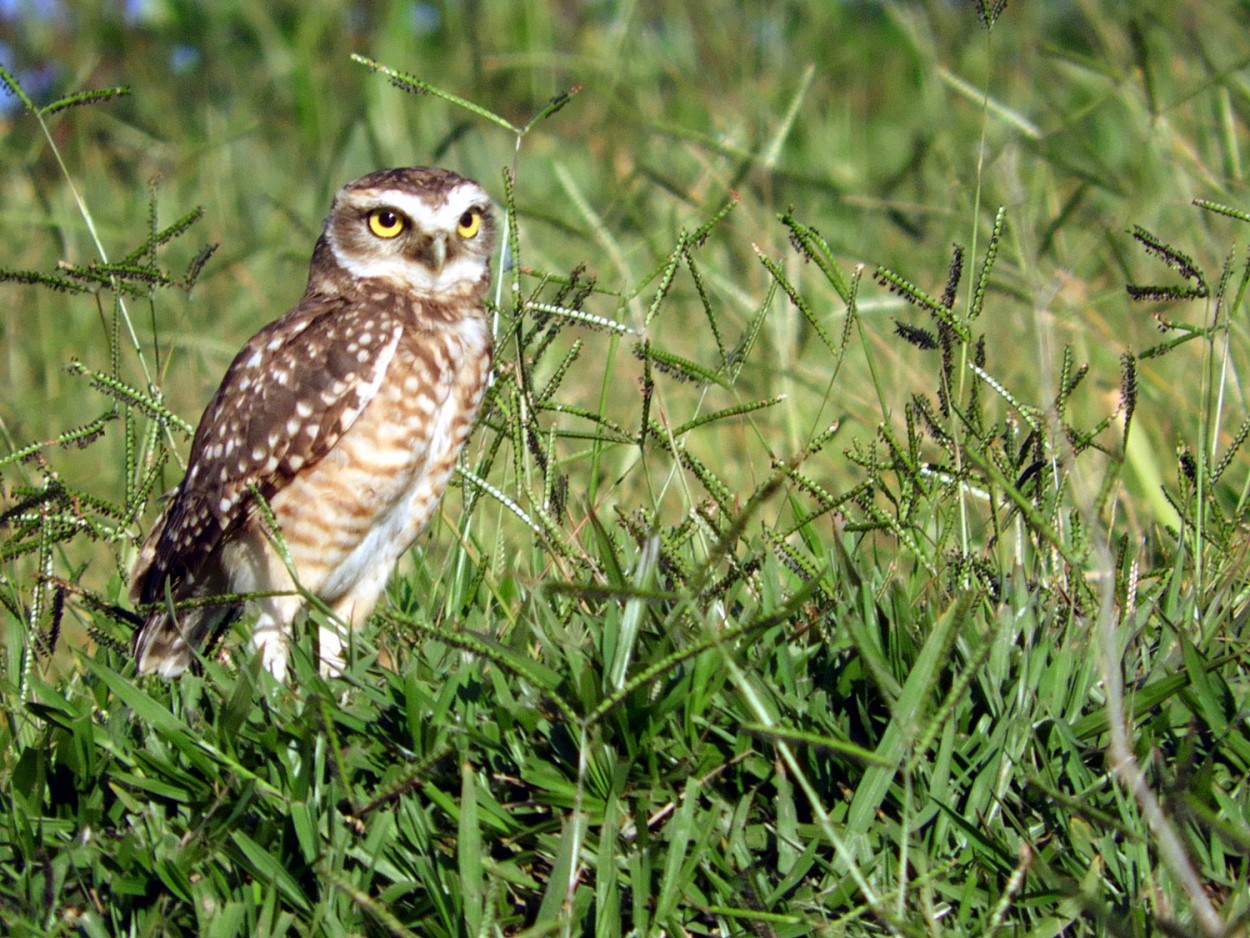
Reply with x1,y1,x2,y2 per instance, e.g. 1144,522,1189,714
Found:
130,167,495,680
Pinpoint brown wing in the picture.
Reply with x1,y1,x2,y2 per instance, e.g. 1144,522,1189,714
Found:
132,293,402,606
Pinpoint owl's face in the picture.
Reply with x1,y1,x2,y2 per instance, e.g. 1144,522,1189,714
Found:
323,167,495,298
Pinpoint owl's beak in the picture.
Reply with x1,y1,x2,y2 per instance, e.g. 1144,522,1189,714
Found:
410,234,448,272
430,234,447,273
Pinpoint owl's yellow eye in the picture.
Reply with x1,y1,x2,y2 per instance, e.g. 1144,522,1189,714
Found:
368,209,405,239
456,209,482,239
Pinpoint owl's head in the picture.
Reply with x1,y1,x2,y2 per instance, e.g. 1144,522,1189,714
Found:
320,167,495,299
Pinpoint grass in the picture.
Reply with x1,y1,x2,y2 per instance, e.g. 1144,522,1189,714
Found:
1,1,1250,935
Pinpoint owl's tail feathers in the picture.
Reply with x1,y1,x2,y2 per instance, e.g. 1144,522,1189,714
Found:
129,500,187,674
128,497,236,676
131,602,242,677
132,614,194,677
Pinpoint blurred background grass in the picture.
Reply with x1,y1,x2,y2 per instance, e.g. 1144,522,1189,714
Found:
5,0,1248,530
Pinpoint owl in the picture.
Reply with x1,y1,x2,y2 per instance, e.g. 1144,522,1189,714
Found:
129,166,495,681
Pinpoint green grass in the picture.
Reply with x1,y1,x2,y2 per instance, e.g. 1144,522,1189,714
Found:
2,1,1250,935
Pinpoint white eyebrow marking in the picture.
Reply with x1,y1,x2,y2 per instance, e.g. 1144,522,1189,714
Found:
347,183,487,234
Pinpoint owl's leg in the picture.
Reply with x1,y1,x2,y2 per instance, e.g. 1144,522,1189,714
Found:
317,617,350,679
319,582,389,677
250,593,303,682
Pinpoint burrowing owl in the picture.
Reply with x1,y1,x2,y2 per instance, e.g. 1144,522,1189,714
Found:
130,166,495,681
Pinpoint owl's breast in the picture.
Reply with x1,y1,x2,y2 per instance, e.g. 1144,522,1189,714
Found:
258,314,492,603
350,318,489,501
